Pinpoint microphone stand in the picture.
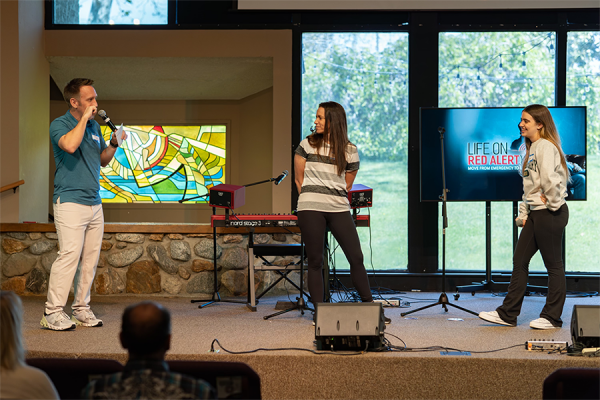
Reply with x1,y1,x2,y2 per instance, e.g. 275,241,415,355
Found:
178,194,208,203
245,170,288,187
245,178,277,187
401,127,478,317
245,172,313,319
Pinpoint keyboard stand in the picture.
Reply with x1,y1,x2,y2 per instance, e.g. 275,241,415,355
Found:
197,210,367,312
191,207,246,309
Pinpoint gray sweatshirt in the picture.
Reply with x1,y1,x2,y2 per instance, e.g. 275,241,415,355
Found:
516,138,567,227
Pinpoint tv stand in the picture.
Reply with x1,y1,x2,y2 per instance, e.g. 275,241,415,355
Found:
455,201,547,298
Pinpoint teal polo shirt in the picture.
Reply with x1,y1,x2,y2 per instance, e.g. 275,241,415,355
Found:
50,110,107,206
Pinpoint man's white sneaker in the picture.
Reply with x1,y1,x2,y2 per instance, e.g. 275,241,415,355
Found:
530,318,558,330
71,309,103,327
478,311,514,326
40,311,76,331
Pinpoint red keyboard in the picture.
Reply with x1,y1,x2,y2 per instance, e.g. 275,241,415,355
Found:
211,214,370,228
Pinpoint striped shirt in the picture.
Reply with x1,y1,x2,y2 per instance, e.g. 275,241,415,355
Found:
295,138,359,213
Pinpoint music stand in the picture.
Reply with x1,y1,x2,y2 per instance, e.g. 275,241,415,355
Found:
401,127,478,318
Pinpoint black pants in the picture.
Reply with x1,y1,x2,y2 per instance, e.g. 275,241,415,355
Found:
497,204,569,327
297,210,373,304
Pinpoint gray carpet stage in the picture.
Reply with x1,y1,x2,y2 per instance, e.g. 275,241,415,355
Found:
21,292,599,400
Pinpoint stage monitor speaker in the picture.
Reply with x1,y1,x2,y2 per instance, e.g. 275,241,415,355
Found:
348,184,373,209
571,305,600,348
209,184,245,209
314,303,385,351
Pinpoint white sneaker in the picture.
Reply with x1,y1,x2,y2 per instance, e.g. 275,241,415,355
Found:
479,311,514,326
530,318,558,330
71,309,103,327
41,311,76,331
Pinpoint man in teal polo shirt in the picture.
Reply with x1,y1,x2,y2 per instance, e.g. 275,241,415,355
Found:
41,78,125,331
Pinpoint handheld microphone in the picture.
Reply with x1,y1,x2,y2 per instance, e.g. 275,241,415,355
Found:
98,110,117,132
274,170,289,185
310,125,316,133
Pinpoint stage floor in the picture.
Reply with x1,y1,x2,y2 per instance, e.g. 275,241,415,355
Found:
21,291,600,399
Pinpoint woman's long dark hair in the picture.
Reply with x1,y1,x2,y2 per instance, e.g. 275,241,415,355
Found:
307,101,351,176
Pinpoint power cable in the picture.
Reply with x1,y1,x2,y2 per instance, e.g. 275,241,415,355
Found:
209,338,368,356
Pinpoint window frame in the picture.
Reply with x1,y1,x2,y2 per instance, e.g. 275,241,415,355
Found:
45,3,600,287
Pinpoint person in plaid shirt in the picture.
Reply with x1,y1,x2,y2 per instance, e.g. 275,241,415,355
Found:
82,301,215,399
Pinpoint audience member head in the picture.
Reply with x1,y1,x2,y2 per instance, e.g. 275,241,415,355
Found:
120,301,171,359
0,291,25,371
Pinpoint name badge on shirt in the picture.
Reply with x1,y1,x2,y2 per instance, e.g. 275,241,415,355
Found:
92,134,100,143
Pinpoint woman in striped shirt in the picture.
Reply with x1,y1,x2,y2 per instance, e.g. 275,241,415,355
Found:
295,102,389,324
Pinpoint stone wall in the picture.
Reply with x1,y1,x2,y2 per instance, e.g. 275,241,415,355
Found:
0,231,304,299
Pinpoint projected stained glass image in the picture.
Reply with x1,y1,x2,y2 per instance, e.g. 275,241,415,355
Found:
99,125,226,203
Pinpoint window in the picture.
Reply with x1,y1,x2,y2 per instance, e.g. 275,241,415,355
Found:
302,32,409,270
438,32,556,271
53,0,168,25
566,31,600,273
100,125,226,203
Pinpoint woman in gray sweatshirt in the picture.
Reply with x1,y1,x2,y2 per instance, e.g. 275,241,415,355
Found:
479,104,570,330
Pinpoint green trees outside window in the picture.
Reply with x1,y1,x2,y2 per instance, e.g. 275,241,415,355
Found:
439,32,556,272
302,33,409,271
566,31,600,273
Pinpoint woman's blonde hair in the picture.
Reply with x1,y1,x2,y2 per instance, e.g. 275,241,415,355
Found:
1,291,25,371
521,104,569,178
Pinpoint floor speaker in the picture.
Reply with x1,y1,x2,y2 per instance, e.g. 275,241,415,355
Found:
314,302,385,351
571,305,600,348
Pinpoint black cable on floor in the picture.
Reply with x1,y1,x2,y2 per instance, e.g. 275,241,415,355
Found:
209,338,368,356
382,334,524,354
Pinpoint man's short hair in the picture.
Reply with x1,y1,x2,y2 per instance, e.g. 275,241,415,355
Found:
63,78,94,107
121,301,171,356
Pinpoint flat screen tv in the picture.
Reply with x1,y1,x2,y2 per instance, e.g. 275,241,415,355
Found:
420,107,587,202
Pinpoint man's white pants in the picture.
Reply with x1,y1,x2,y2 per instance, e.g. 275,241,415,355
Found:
45,198,104,315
